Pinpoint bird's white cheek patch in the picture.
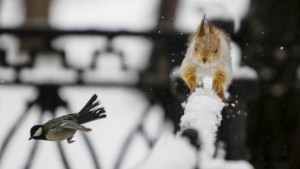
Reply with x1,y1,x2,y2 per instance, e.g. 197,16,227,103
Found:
34,127,43,137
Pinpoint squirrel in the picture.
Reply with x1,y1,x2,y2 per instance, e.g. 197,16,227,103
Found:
180,15,232,102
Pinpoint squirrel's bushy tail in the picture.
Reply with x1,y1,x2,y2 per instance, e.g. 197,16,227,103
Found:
78,94,106,124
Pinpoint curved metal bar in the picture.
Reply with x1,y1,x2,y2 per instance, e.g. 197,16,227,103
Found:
65,107,101,169
114,103,154,169
81,133,101,169
0,106,31,164
139,108,167,148
24,141,40,169
139,125,154,148
57,142,71,169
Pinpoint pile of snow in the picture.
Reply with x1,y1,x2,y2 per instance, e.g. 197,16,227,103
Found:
201,159,253,169
181,88,224,158
138,129,197,169
20,54,77,83
49,0,161,31
174,0,251,32
0,0,25,27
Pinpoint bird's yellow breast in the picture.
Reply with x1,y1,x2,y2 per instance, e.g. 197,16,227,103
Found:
46,128,76,141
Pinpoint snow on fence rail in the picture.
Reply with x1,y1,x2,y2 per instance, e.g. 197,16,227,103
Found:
180,88,224,159
139,88,254,169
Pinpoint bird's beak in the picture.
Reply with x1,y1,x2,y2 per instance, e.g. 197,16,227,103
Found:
29,137,32,141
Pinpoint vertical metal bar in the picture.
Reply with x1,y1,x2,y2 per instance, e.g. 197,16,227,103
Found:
156,0,178,31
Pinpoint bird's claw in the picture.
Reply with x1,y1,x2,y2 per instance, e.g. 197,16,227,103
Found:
67,136,75,144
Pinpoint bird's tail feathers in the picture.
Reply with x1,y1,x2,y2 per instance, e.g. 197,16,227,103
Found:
78,94,98,115
78,107,106,124
78,94,106,124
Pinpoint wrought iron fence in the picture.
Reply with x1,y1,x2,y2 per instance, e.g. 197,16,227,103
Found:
0,21,255,168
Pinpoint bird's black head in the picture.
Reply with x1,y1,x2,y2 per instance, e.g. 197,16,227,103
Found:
29,125,46,140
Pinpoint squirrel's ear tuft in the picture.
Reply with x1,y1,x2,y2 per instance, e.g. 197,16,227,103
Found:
198,15,211,37
198,15,206,37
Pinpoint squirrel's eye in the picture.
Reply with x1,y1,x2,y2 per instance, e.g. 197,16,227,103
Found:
214,49,218,53
195,47,198,52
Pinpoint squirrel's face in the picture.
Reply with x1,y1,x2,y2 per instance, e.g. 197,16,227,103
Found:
192,16,222,66
193,34,221,66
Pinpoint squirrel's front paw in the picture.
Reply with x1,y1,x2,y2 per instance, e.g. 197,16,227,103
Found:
220,95,227,103
213,70,228,103
212,81,227,103
182,66,197,93
187,78,197,93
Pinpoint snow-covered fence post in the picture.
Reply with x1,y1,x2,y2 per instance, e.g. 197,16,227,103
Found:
138,86,255,169
180,88,225,159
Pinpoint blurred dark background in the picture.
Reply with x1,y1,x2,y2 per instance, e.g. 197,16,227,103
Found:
236,0,300,169
0,0,300,169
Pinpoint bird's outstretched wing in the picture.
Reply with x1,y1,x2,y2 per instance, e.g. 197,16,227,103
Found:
49,121,92,133
48,123,91,132
47,115,92,133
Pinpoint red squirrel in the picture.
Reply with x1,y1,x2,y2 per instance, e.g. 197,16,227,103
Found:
181,16,232,102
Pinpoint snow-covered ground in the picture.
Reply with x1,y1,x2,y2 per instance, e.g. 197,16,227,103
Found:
0,0,256,169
